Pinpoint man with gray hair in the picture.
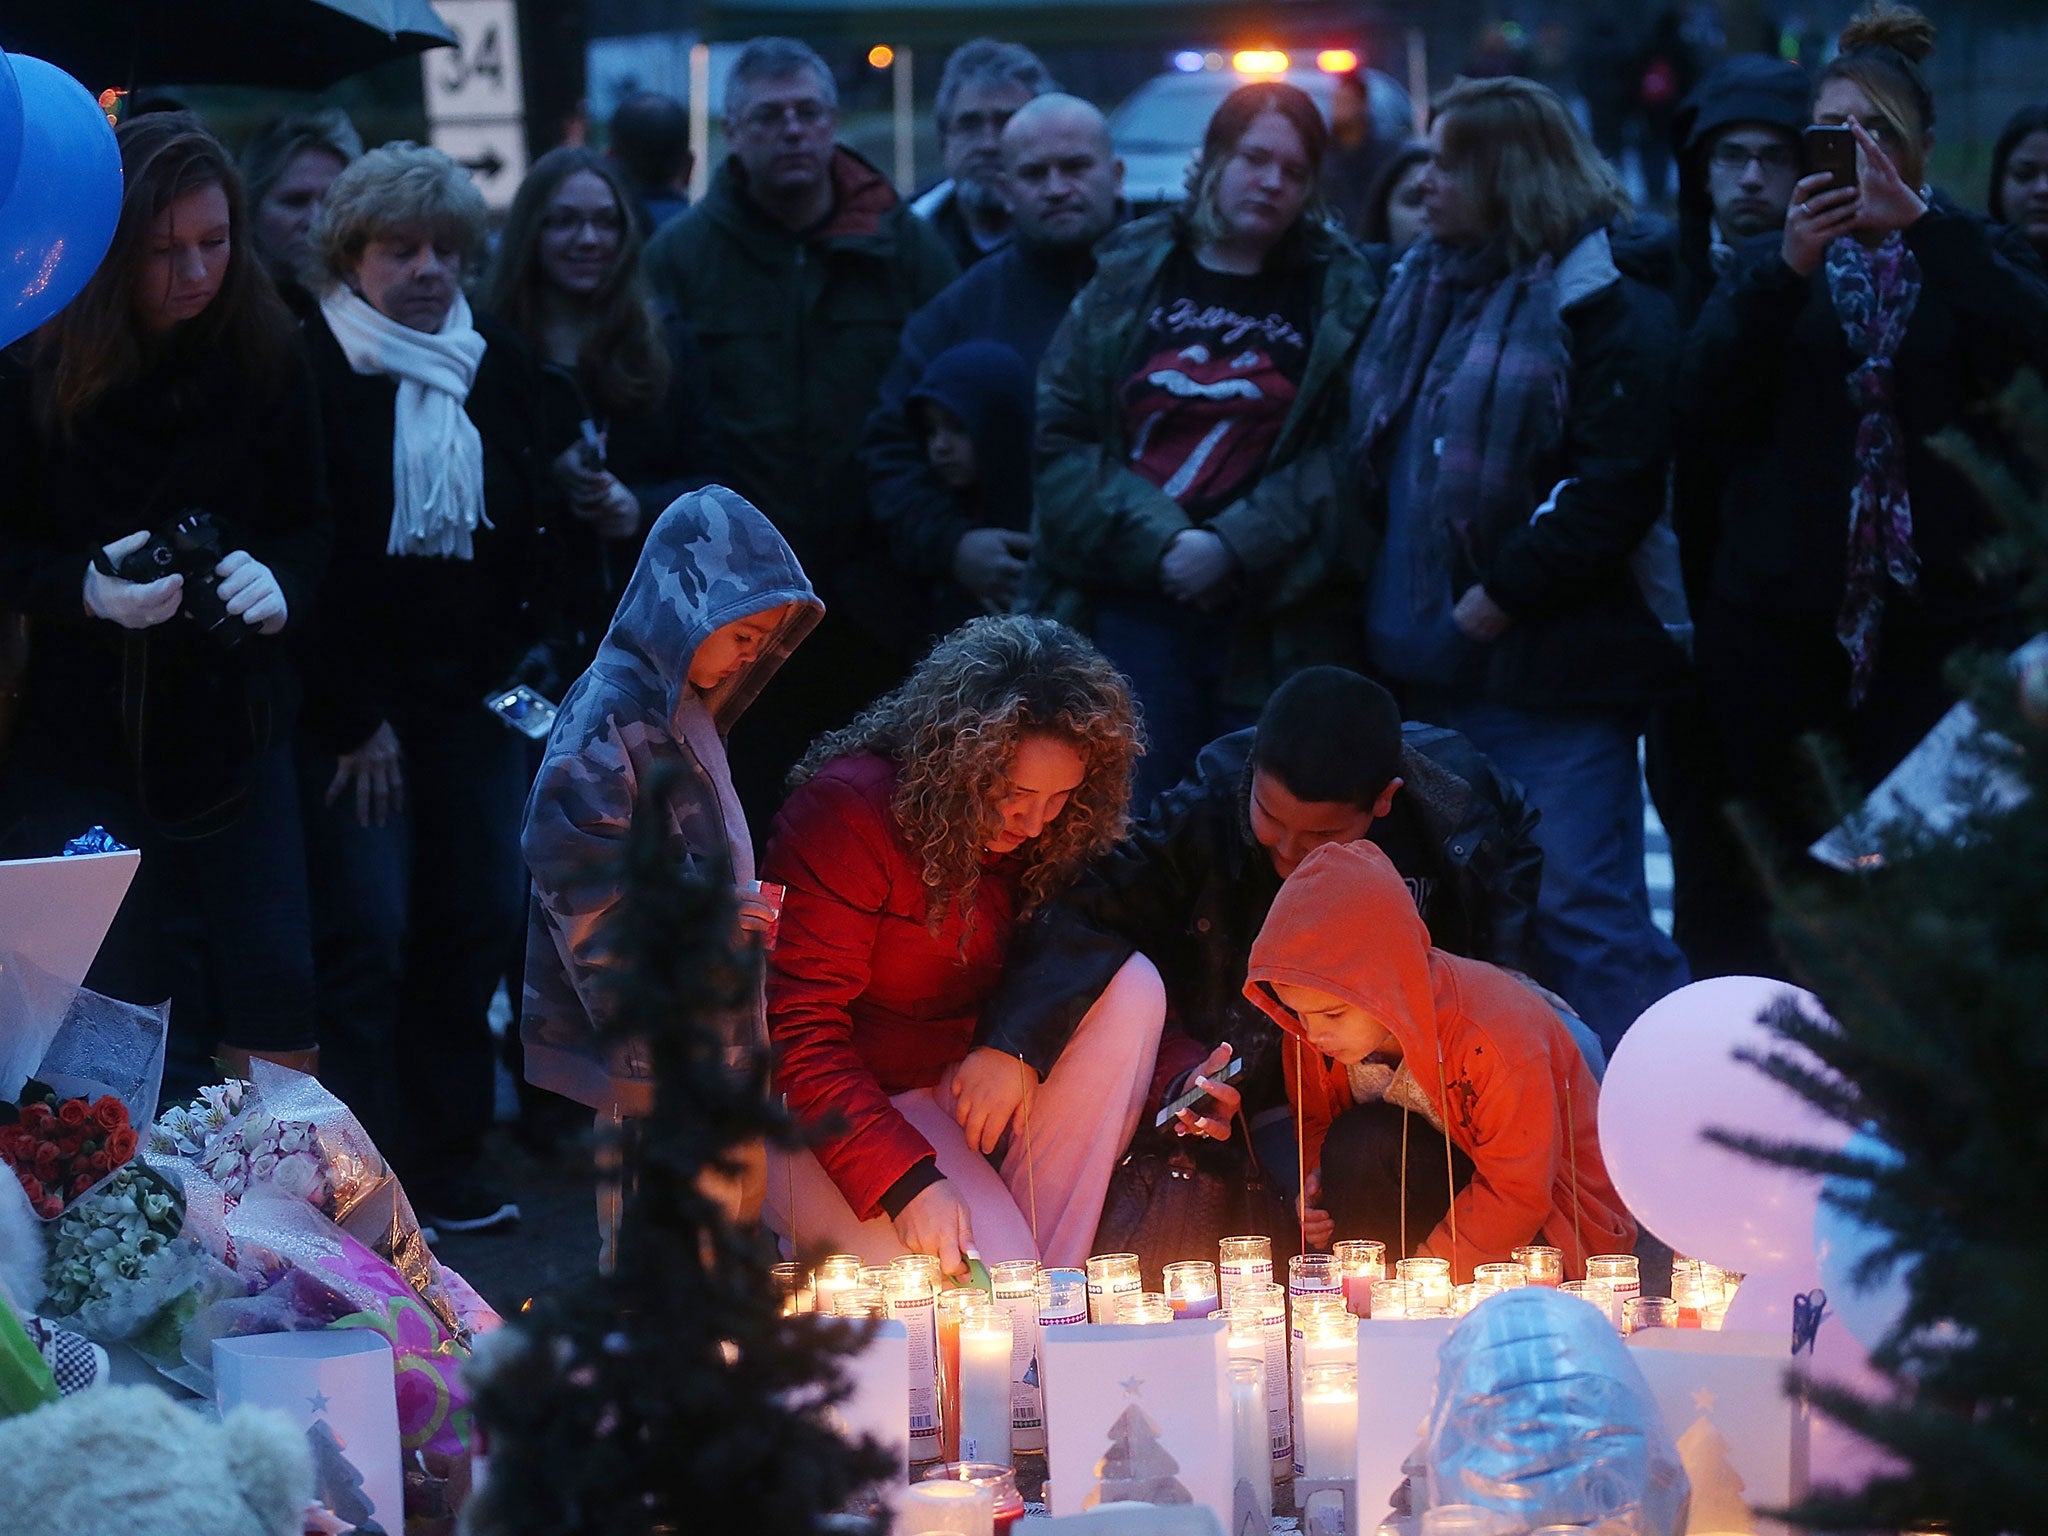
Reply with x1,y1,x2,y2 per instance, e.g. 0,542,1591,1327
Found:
642,36,956,836
911,38,1056,270
863,93,1125,629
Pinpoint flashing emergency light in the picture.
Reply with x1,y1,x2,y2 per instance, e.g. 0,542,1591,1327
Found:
1173,50,1206,73
1316,49,1360,74
1231,49,1289,75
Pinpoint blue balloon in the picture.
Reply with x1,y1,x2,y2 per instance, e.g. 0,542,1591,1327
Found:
0,51,22,214
1814,1127,1909,1352
0,54,122,350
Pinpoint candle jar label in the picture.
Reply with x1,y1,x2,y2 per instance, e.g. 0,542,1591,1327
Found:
888,1287,941,1456
992,1272,1044,1449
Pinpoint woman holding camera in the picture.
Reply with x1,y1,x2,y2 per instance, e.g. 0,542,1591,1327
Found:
1679,4,2048,972
484,147,724,682
0,113,329,1092
298,142,549,1230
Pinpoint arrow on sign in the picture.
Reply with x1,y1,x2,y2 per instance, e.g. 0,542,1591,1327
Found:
458,146,507,179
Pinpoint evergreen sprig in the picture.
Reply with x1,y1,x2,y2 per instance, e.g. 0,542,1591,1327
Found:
1727,372,2048,1534
465,764,893,1535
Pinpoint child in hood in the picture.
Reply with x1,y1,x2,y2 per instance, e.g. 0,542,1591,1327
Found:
904,339,1035,631
520,485,822,1258
1244,839,1634,1281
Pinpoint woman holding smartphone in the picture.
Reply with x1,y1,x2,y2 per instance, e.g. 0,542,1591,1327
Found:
1679,2,2048,974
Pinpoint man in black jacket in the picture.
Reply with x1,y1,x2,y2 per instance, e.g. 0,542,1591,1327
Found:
862,93,1124,626
976,666,1548,1187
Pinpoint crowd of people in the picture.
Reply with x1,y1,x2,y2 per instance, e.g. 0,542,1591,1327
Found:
2,3,2044,1278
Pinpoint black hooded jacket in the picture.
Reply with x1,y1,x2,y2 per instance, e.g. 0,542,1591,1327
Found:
902,338,1032,634
975,723,1542,1114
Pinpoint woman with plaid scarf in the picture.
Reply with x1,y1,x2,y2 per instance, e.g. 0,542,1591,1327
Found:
1347,76,1691,1055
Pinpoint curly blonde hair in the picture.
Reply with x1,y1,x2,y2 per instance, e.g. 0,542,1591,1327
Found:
792,616,1141,925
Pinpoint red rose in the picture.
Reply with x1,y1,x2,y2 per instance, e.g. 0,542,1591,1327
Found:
56,1133,82,1159
69,1173,92,1198
56,1098,87,1129
86,1150,110,1176
15,1173,39,1203
19,1103,52,1134
34,1195,61,1219
32,1143,58,1178
0,1127,26,1161
89,1097,127,1132
106,1126,138,1164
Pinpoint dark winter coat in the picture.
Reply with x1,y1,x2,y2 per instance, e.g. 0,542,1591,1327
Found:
522,486,821,1113
910,180,1005,273
532,310,729,676
1361,230,1689,709
298,308,548,755
640,148,957,655
975,722,1543,1116
763,751,1028,1221
861,235,1100,590
0,335,329,825
1677,204,2048,629
1025,211,1381,712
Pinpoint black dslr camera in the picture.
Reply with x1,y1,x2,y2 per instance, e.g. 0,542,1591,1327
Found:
113,511,242,648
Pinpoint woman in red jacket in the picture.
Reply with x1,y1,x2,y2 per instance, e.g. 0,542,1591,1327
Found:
764,616,1162,1273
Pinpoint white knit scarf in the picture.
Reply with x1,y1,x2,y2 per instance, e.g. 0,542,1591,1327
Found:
321,285,491,559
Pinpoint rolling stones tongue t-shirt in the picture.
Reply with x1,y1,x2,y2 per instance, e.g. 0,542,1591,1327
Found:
1120,250,1315,519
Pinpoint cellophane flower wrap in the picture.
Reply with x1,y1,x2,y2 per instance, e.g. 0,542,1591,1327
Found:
38,1162,236,1359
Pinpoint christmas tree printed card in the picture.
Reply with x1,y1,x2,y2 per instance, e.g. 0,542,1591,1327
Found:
1041,1319,1230,1525
214,1330,403,1535
1628,1330,1810,1536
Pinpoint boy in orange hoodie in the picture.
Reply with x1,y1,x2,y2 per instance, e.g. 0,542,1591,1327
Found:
1243,840,1634,1281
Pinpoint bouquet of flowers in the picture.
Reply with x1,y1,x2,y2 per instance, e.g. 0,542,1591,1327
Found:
0,1080,140,1219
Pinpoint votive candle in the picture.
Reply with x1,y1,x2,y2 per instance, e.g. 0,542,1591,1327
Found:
1115,1292,1174,1325
988,1260,1043,1452
1512,1246,1563,1287
1333,1240,1386,1317
1586,1254,1640,1315
1085,1252,1141,1324
956,1304,1014,1466
1369,1277,1419,1320
1228,1357,1272,1524
1300,1361,1359,1479
1560,1279,1618,1328
901,1478,993,1536
1163,1260,1220,1319
771,1261,814,1315
1451,1281,1504,1316
1396,1257,1453,1312
1219,1235,1274,1306
1290,1294,1346,1474
813,1253,864,1311
1473,1262,1529,1291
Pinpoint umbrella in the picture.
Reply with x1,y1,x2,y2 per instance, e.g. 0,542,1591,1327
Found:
0,0,455,94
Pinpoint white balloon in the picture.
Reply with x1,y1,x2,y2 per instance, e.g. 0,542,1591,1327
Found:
1598,976,1851,1273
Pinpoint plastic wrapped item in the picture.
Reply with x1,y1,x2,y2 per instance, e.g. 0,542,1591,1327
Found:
0,953,169,1176
60,826,129,856
1424,1288,1691,1536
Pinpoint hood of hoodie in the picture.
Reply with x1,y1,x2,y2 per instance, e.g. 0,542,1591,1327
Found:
591,484,823,736
905,339,1035,520
1673,55,1810,267
1243,839,1445,1075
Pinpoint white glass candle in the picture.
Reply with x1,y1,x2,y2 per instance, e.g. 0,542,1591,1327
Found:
771,1261,814,1315
1451,1281,1504,1316
1034,1266,1086,1414
1512,1245,1563,1287
988,1260,1043,1452
813,1253,864,1311
1332,1240,1386,1317
956,1305,1015,1467
1085,1252,1141,1324
1586,1254,1640,1314
1370,1277,1419,1319
1219,1235,1273,1306
831,1285,887,1318
1288,1252,1340,1304
1237,1279,1291,1475
1228,1357,1272,1525
1290,1294,1346,1474
1115,1292,1174,1325
1473,1262,1529,1291
901,1478,994,1536
1300,1361,1358,1479
1163,1260,1220,1319
1395,1257,1452,1312
936,1288,980,1463
885,1268,943,1461
1559,1279,1618,1328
